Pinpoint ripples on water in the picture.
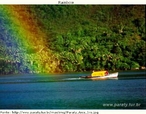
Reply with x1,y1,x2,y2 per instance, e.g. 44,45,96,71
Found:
0,70,145,84
0,70,145,109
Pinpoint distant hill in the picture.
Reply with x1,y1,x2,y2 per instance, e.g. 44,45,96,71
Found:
0,5,145,74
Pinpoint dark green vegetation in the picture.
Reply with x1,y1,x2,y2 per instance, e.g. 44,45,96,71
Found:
0,5,146,74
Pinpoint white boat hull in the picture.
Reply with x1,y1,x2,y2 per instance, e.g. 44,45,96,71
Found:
91,72,118,79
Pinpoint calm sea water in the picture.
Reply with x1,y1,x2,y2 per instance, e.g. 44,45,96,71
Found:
0,70,145,109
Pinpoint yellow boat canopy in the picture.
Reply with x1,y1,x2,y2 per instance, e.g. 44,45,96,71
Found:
91,71,109,77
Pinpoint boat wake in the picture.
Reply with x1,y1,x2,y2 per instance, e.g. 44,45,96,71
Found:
62,78,81,81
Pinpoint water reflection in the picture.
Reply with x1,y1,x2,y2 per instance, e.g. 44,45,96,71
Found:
0,70,145,84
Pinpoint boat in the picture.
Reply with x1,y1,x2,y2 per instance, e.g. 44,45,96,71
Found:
79,71,118,79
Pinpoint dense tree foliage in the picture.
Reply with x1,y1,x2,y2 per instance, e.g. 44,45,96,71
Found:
0,5,145,74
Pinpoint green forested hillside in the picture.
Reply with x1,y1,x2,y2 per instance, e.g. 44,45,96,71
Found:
0,5,145,74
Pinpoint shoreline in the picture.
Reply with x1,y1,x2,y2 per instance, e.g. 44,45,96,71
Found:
0,69,145,77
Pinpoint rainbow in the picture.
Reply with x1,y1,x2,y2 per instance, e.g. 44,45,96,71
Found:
0,5,58,74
